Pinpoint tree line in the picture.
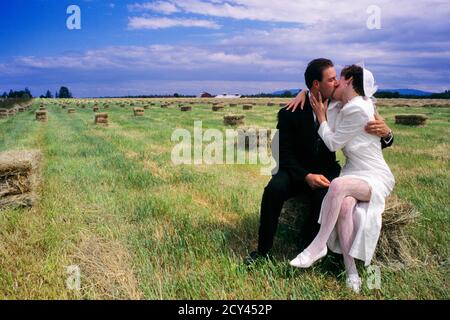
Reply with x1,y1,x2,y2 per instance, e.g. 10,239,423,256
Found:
2,87,449,100
1,87,73,99
373,90,450,99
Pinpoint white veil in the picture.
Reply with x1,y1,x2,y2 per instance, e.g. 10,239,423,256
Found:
356,61,378,107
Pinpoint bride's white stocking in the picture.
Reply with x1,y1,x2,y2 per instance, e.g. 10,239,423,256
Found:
337,196,358,276
304,177,371,274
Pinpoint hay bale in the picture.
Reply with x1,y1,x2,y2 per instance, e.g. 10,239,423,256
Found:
38,107,46,111
224,114,245,126
373,195,420,267
235,127,272,151
267,102,275,106
143,105,150,110
180,106,192,112
68,108,76,114
243,104,253,110
0,150,42,209
229,103,237,107
212,105,224,111
35,110,47,122
93,107,99,112
279,194,313,233
95,113,108,125
395,114,427,125
421,103,449,108
18,107,26,112
280,194,420,267
133,107,144,116
0,109,8,119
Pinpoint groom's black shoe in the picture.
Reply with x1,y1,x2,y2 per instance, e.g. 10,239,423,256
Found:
244,251,270,267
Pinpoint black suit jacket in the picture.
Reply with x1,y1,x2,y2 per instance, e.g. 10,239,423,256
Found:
274,95,393,186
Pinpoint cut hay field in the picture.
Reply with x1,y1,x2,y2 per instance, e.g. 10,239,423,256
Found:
0,98,448,299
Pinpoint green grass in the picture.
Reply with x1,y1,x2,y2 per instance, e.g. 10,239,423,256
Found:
0,100,448,299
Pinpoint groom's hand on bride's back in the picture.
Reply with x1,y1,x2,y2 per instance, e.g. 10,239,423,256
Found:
305,173,330,189
365,113,391,138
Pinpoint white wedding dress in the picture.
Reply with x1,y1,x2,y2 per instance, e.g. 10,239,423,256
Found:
317,96,395,266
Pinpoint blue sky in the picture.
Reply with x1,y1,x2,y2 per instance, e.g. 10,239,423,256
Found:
1,0,449,97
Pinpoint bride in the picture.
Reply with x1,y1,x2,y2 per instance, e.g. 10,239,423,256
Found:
288,65,395,293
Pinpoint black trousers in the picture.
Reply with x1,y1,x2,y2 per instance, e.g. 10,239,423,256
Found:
257,169,330,255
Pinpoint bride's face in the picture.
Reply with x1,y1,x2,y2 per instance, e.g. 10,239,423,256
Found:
332,76,352,101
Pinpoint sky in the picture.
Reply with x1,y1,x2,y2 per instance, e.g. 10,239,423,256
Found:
0,0,449,97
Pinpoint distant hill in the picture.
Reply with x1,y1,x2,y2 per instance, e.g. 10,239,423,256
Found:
272,89,300,96
378,89,434,96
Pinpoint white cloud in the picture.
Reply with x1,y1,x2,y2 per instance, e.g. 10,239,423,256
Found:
128,1,179,14
128,17,221,29
130,0,450,27
5,44,299,72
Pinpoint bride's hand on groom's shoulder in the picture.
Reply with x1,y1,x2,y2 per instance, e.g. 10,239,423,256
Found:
310,92,328,123
286,89,307,112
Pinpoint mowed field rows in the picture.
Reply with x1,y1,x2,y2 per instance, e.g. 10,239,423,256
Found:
0,98,449,299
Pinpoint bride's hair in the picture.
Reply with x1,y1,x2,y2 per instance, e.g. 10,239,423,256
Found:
341,65,365,96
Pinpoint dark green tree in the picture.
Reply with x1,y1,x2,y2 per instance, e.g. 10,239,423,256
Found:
58,86,72,99
45,90,53,98
6,89,32,99
282,90,293,97
24,87,32,98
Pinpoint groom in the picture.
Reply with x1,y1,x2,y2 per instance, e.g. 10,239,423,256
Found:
245,58,394,265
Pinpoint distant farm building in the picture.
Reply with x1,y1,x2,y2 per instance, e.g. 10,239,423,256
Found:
199,92,214,98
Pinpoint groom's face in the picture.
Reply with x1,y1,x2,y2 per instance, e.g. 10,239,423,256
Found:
318,67,338,100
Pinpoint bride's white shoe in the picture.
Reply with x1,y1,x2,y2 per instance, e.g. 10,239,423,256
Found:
346,274,362,294
289,247,327,268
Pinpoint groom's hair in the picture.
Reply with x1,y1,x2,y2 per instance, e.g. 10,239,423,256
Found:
341,65,365,96
304,58,334,89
